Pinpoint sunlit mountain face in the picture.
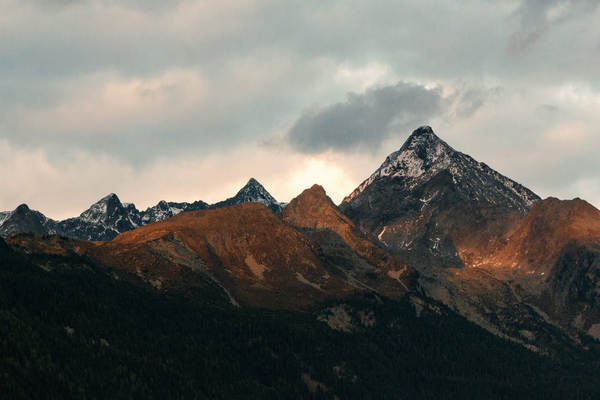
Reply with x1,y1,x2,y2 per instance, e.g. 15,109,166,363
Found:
3,1,600,398
3,126,600,398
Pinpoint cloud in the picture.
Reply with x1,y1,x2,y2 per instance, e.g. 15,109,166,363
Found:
287,81,495,154
0,139,368,219
1,0,600,212
507,0,600,53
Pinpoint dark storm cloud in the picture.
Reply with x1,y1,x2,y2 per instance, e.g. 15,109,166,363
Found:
288,82,444,153
287,82,494,154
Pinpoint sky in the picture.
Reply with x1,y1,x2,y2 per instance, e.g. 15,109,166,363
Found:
1,0,600,219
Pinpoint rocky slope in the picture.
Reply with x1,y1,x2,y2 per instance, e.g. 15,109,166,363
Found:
89,202,365,309
471,197,600,340
56,194,141,241
282,184,414,297
341,126,540,268
7,190,414,310
340,126,600,348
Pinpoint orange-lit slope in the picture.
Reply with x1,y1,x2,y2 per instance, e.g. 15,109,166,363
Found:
282,185,414,295
95,202,356,308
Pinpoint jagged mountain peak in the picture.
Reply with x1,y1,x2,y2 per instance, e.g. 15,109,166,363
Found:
213,178,284,214
404,125,441,145
14,204,31,213
283,185,351,229
246,177,261,186
0,203,56,237
1,192,210,241
344,126,539,214
343,127,456,203
304,184,327,197
236,178,274,200
99,193,120,202
401,125,453,156
372,126,455,182
80,193,125,222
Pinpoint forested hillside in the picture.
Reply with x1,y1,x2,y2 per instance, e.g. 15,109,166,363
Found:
1,238,599,399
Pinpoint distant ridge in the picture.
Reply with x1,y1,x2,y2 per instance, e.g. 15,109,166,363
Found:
0,178,280,241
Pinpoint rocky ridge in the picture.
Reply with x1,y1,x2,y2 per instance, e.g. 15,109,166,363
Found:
0,178,281,241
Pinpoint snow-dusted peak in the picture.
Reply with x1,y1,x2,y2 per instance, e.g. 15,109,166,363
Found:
347,127,456,199
235,178,278,205
211,178,284,213
343,126,540,214
100,193,120,202
140,200,189,224
379,126,455,179
0,203,58,237
0,211,10,226
80,193,124,224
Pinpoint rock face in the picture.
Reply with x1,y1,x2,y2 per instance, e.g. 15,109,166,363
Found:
91,202,358,309
340,126,540,268
0,204,57,237
0,211,10,226
476,197,600,340
0,237,8,253
282,184,414,297
339,126,600,348
344,126,538,213
140,200,208,225
56,194,141,241
211,178,285,214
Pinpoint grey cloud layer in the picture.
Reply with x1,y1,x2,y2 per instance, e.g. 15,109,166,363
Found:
508,0,600,53
1,0,600,213
2,0,600,162
287,82,497,153
288,82,443,153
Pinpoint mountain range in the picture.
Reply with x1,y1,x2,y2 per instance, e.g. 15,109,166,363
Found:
0,178,283,241
2,126,600,398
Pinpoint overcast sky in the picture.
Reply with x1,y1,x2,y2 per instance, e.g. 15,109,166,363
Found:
1,0,599,219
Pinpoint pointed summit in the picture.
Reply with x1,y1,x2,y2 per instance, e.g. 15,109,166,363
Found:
283,184,346,230
412,125,434,134
57,193,142,241
283,184,413,294
212,178,284,214
341,125,540,268
376,126,455,181
14,204,31,214
99,193,120,202
344,126,538,213
235,178,274,201
402,125,449,153
80,193,125,223
0,204,56,237
246,177,261,186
